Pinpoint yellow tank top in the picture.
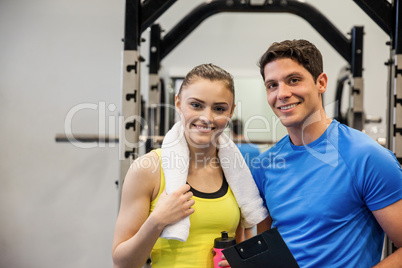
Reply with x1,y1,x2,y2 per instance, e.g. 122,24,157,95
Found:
149,149,240,268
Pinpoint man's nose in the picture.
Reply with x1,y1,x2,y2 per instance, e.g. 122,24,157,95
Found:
277,83,292,100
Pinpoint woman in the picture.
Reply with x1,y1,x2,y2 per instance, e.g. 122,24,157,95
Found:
112,64,254,268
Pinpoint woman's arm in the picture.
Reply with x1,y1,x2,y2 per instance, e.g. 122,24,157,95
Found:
112,152,195,268
234,221,245,243
244,227,255,240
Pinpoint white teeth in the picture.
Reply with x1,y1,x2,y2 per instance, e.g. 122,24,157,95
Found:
196,125,210,130
279,103,298,110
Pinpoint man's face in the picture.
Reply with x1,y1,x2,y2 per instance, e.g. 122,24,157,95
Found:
263,58,327,131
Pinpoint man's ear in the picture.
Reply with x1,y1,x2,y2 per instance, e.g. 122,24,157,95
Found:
317,72,328,94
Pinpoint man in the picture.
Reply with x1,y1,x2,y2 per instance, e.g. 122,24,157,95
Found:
253,39,402,267
230,118,261,173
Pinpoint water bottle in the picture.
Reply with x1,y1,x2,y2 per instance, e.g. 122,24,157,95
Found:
213,231,236,268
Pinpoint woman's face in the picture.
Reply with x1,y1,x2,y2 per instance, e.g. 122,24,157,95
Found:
175,78,235,148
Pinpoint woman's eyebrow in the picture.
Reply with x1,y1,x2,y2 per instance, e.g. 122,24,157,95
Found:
187,97,205,103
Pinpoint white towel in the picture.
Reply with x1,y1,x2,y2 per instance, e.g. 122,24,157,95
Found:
160,121,269,242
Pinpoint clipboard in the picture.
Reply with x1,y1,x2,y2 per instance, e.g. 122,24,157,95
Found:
222,227,299,268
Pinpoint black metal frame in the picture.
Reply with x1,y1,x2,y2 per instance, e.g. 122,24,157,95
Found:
123,0,177,50
141,0,177,33
350,27,364,78
353,0,393,37
123,0,140,50
334,26,365,129
353,0,402,52
159,0,351,63
353,0,402,163
349,26,365,130
122,1,402,156
123,0,371,151
119,0,402,159
149,24,162,74
144,0,367,134
119,0,176,167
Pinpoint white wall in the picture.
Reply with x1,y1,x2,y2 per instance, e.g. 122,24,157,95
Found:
0,0,124,267
0,1,390,267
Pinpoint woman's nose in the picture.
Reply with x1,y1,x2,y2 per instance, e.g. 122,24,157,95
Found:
200,108,214,123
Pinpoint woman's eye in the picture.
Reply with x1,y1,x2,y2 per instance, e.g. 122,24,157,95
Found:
191,102,201,108
214,106,226,112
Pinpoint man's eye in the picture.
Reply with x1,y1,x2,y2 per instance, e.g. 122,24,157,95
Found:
290,78,299,84
267,83,277,90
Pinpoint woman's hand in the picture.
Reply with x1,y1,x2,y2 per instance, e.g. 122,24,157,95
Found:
218,254,231,267
152,184,195,227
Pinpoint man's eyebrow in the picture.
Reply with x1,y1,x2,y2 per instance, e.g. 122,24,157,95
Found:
264,72,304,86
285,72,304,80
264,79,275,86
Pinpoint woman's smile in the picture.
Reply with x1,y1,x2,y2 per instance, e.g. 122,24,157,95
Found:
192,123,216,133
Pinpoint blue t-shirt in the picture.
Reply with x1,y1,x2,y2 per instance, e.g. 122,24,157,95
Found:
235,143,260,172
253,120,402,268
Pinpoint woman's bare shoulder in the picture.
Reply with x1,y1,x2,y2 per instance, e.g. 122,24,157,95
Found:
122,151,161,196
130,151,161,177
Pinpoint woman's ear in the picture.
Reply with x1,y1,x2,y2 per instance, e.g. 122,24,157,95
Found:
175,95,181,114
317,72,328,94
229,103,236,119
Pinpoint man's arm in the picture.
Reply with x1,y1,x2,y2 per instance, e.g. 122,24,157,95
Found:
372,199,402,268
257,215,273,234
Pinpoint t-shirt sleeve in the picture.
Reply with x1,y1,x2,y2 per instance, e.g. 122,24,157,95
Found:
360,147,402,211
252,156,267,205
